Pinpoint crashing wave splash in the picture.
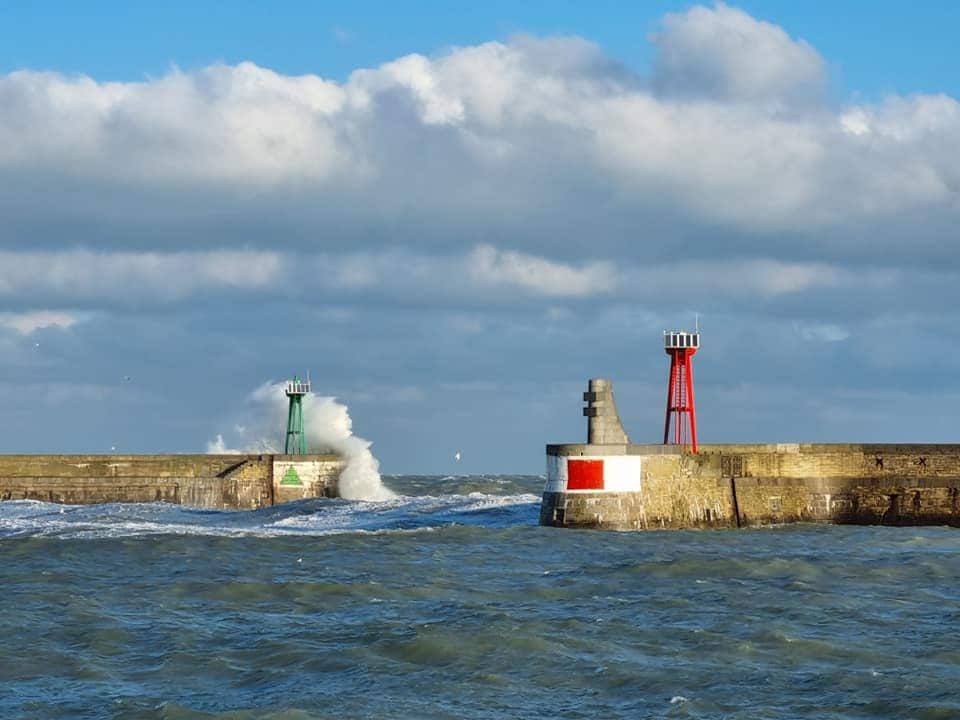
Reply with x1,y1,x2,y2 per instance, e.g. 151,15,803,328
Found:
207,381,394,501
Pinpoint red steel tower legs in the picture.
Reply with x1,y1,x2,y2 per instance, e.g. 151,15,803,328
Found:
663,330,700,453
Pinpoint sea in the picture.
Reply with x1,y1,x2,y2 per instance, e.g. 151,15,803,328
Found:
2,474,959,719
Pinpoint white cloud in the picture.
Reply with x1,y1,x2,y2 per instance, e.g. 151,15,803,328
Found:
651,2,826,105
0,250,283,301
795,322,850,343
0,7,957,247
0,246,900,308
0,310,80,334
0,62,348,184
0,246,615,304
292,246,618,300
466,245,614,297
619,259,895,299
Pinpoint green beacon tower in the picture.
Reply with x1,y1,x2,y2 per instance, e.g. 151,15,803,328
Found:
284,376,311,454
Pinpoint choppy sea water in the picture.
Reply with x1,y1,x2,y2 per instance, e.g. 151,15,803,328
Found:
2,474,959,720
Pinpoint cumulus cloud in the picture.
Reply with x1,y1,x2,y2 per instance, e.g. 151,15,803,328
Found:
0,63,348,184
0,5,957,255
651,2,826,105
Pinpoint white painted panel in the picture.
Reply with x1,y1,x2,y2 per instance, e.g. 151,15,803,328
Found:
602,456,642,492
544,454,567,493
544,454,642,493
273,460,321,491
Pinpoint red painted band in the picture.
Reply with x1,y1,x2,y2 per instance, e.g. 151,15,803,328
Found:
567,459,604,490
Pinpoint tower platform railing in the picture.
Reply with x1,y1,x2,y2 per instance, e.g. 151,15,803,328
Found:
664,331,700,349
285,379,311,396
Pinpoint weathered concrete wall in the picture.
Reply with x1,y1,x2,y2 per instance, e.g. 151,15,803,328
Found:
272,457,341,505
724,444,960,527
0,454,344,509
542,445,736,529
542,443,960,530
222,455,276,509
542,379,960,530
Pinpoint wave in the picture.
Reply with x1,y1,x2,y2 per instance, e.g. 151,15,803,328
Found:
0,491,541,540
207,380,395,501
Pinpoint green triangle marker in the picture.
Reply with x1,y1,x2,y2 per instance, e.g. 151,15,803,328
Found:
281,466,303,486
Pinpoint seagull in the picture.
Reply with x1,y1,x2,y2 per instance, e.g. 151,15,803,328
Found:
454,451,462,462
123,376,132,382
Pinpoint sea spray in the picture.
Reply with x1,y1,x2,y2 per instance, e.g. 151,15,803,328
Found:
207,381,395,501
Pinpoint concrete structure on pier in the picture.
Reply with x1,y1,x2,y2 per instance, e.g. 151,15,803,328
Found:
583,378,630,445
541,379,960,530
0,453,344,510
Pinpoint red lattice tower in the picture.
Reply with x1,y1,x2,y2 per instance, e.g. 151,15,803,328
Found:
663,329,700,453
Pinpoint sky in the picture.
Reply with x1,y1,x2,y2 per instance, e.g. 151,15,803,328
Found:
1,2,960,473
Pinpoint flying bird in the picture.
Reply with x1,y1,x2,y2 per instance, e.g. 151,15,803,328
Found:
454,451,462,462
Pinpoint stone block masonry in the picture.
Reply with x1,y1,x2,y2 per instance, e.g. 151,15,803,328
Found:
583,378,630,445
0,454,345,509
542,380,960,530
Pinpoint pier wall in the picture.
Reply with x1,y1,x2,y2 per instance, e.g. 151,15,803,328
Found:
542,379,960,530
542,443,960,530
0,454,344,509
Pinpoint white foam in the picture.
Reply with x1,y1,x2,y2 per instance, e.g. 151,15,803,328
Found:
207,380,395,501
0,492,540,540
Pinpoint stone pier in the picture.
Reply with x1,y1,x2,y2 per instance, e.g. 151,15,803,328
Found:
542,379,960,530
0,453,345,509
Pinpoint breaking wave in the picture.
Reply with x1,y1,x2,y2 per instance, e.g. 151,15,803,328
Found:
0,488,541,540
207,380,394,501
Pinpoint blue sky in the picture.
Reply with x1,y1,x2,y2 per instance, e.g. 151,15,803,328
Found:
1,2,960,474
1,1,958,97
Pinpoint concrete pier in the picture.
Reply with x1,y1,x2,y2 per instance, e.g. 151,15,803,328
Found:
0,453,344,509
542,379,960,530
